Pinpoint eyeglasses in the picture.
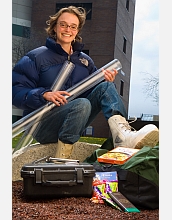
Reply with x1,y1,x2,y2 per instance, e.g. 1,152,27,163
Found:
57,22,78,31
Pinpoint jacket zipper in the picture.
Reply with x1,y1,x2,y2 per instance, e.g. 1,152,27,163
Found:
67,54,72,87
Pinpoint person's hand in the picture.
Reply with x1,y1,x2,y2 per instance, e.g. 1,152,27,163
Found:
43,91,71,106
103,69,118,82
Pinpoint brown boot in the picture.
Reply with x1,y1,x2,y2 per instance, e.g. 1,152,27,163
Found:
55,139,73,159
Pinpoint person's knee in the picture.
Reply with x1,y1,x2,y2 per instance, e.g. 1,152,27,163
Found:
97,81,115,91
74,98,91,117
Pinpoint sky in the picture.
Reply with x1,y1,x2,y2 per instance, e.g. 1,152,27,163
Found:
128,0,159,118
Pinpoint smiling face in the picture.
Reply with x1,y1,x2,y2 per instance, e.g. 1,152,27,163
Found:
54,12,79,48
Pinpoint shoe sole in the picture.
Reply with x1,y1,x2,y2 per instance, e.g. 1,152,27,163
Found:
134,130,159,149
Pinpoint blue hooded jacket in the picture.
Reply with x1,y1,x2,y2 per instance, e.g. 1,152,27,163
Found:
12,37,97,116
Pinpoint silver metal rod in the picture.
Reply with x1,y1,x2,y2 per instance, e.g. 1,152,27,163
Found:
12,59,122,138
50,60,75,91
48,157,79,163
66,59,122,100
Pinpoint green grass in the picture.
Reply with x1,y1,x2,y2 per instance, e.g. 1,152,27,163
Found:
79,137,107,145
12,134,159,149
12,133,107,148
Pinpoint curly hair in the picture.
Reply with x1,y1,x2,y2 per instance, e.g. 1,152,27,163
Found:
45,6,86,43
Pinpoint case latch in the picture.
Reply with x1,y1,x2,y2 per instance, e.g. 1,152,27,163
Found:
76,168,84,184
35,168,43,183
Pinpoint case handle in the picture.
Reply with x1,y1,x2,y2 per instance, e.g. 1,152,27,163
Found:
43,180,77,186
35,168,84,185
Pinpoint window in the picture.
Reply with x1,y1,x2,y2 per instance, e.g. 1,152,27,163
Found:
56,3,92,20
120,80,124,96
126,0,129,11
12,24,30,38
123,36,127,54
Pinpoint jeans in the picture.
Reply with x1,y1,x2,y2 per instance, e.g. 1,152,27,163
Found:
34,81,127,144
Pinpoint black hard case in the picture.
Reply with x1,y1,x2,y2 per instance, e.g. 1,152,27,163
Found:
20,157,96,198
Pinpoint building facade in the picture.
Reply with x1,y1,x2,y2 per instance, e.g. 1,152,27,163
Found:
12,0,33,122
12,0,136,137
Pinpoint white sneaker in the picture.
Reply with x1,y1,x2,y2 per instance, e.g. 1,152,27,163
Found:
108,115,159,149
